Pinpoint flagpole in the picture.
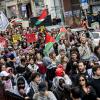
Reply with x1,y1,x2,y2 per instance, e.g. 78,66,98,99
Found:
60,0,65,25
0,11,3,30
54,0,57,18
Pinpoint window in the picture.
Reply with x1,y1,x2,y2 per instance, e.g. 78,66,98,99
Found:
34,0,44,7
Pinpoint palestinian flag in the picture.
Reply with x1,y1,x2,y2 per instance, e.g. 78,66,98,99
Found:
25,33,37,43
35,9,48,26
45,33,55,43
44,33,55,56
56,27,67,42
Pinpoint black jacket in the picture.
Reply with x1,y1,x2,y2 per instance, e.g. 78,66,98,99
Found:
91,78,100,98
27,87,34,100
80,86,97,100
53,85,71,100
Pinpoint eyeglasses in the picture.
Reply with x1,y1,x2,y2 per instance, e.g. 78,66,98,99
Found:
79,79,85,82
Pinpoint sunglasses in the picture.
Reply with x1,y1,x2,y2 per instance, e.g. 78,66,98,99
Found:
79,79,85,82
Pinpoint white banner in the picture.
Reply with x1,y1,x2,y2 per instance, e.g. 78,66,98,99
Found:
0,11,9,31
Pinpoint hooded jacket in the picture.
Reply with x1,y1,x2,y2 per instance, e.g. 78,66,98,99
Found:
12,76,30,97
33,91,57,100
53,76,72,89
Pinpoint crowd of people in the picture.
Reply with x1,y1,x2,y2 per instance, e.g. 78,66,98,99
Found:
0,24,100,100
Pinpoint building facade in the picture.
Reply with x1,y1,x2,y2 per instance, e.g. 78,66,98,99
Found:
5,0,33,18
0,0,100,26
62,0,100,26
0,0,6,13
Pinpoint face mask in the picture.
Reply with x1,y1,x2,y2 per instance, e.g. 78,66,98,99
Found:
18,85,25,89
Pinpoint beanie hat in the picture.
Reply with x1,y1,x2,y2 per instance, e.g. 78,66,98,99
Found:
55,67,64,77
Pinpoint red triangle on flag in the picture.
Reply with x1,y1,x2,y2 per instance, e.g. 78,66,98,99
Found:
38,9,48,20
25,33,37,43
0,36,7,47
60,27,67,33
45,33,55,44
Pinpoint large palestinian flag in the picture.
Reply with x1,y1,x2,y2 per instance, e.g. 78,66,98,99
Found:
43,33,55,56
35,9,48,26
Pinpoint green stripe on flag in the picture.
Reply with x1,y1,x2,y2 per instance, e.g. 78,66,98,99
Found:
56,32,65,42
35,20,42,26
43,42,54,56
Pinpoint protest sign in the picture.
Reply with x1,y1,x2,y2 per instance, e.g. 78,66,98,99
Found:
12,34,22,43
25,33,37,43
0,11,9,31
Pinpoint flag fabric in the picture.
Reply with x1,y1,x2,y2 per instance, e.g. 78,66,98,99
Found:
35,9,48,26
40,26,45,32
25,33,37,43
0,36,7,47
10,18,22,27
44,33,55,56
11,18,23,23
45,33,55,43
60,27,67,33
12,34,22,43
56,32,65,42
43,42,54,56
56,27,67,42
0,11,9,31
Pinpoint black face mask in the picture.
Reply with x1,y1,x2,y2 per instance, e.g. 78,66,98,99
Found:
59,79,65,88
18,84,25,89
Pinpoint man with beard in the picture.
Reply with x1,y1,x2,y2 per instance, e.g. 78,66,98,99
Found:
78,36,92,61
91,66,100,99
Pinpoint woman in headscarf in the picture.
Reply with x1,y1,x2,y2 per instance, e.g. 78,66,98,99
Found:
12,75,30,99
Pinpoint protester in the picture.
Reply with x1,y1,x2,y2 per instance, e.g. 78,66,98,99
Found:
33,82,57,100
78,75,97,100
28,72,41,99
78,36,92,61
0,20,100,100
52,67,72,89
91,66,100,98
70,87,82,100
94,46,100,61
12,75,30,99
53,78,71,100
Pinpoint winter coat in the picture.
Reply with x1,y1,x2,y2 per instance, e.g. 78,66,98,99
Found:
28,81,39,99
53,76,72,89
80,85,97,100
91,77,100,98
53,84,71,100
12,76,30,97
33,91,57,100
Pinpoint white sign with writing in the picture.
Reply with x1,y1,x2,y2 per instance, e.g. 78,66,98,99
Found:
0,11,9,31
